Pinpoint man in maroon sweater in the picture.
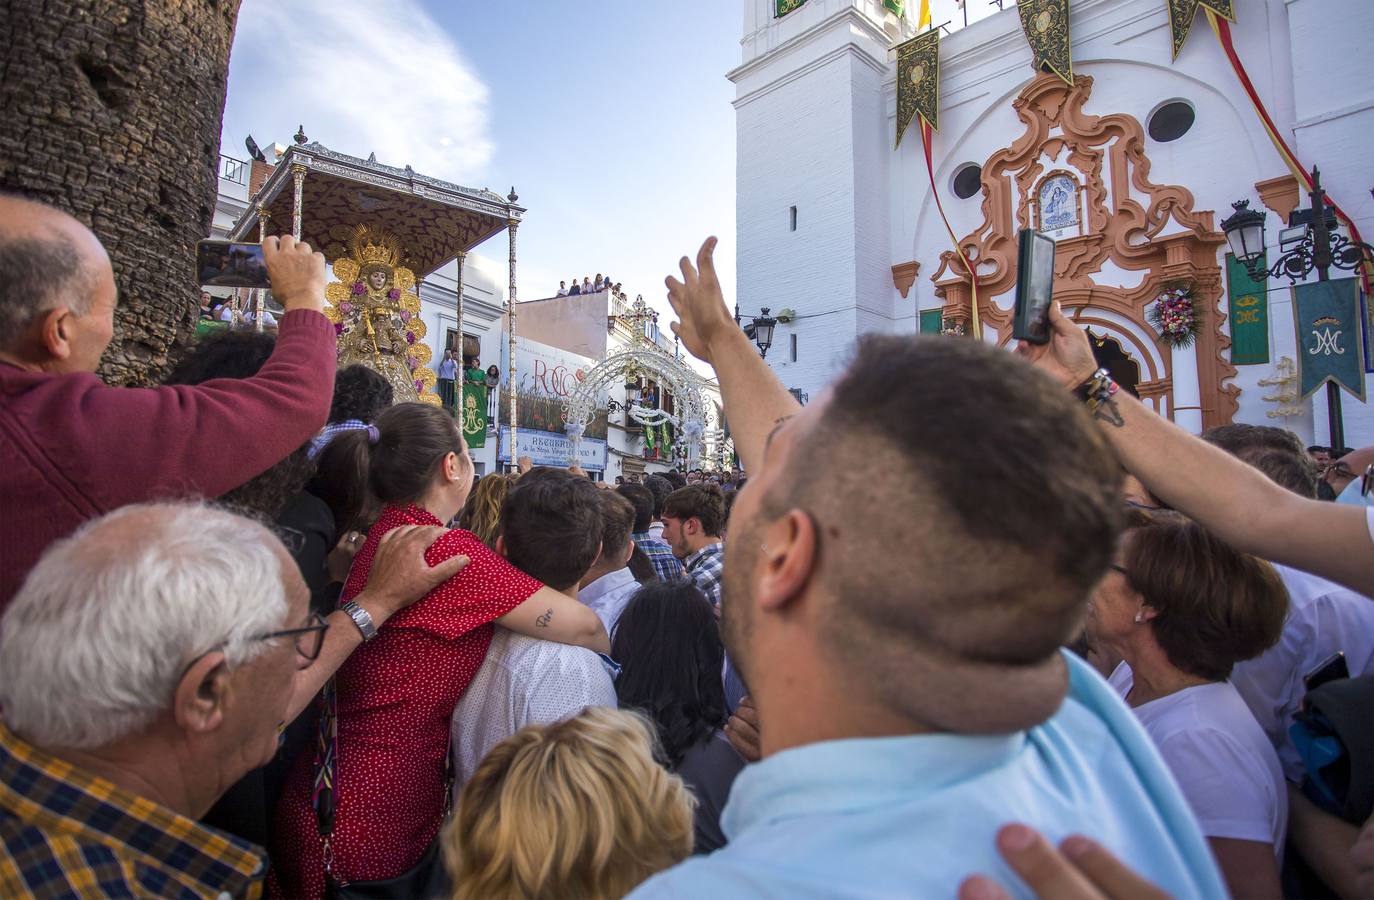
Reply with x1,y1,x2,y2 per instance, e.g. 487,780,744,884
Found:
0,195,339,606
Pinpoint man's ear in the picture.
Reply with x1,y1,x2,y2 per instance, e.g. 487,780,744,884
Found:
621,538,635,566
755,509,818,613
39,307,73,361
173,651,230,736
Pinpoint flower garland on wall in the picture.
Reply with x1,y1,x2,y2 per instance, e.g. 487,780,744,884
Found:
1147,284,1200,349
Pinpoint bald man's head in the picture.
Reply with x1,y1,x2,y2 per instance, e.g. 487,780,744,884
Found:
0,194,116,371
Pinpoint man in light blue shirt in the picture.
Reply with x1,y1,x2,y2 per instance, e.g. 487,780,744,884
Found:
634,239,1224,899
578,491,642,634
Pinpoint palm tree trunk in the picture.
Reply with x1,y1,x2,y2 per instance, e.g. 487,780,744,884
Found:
0,0,243,384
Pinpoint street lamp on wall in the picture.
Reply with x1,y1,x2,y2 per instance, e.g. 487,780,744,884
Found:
1221,165,1374,451
734,304,778,358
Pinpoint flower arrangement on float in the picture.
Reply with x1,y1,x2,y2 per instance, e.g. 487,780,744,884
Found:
1147,284,1200,349
940,321,965,337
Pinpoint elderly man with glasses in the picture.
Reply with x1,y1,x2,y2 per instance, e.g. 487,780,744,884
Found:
0,501,465,899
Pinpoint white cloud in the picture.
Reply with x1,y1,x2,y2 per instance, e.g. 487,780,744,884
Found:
228,0,493,181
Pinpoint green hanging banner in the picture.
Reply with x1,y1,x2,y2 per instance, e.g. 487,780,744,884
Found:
776,0,806,16
919,309,943,334
1293,278,1366,402
1226,253,1269,365
1165,0,1235,60
883,0,905,16
461,381,488,448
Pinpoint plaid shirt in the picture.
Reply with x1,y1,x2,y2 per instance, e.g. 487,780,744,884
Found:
632,532,686,583
309,418,368,458
0,721,265,899
684,542,726,606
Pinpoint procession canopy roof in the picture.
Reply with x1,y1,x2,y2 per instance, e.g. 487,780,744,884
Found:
230,142,524,278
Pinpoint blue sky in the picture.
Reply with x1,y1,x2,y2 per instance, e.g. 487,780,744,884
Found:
220,1,993,320
221,0,743,320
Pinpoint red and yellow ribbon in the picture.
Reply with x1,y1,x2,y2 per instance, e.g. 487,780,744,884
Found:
1206,10,1372,297
914,0,982,338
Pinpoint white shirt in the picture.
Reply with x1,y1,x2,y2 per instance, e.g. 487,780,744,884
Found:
579,567,640,635
556,288,569,297
649,521,665,541
1109,664,1287,852
1231,564,1374,781
451,628,616,792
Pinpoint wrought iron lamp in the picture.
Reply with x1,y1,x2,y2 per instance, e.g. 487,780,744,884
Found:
1222,165,1374,449
733,305,779,358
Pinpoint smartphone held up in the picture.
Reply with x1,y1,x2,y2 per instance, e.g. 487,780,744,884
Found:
1012,228,1055,345
197,240,270,290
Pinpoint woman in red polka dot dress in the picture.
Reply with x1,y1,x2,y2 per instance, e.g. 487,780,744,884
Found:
268,403,609,898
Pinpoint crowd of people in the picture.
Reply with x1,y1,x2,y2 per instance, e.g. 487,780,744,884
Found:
2,194,1374,900
556,273,626,301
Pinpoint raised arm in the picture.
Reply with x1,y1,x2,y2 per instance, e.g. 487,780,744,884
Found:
497,586,610,655
1019,301,1374,597
76,236,338,509
664,237,799,474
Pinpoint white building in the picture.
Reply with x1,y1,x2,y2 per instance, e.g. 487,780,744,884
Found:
731,0,1374,444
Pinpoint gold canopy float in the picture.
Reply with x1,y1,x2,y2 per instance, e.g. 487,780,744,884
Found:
230,131,524,410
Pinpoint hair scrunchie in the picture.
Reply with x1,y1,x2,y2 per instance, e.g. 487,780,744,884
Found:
366,424,380,445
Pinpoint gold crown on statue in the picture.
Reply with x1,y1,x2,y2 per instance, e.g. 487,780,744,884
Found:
346,224,402,268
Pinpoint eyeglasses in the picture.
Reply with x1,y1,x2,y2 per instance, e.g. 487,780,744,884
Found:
255,612,330,662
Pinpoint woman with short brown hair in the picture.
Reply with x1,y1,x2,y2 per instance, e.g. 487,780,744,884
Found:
1087,510,1289,900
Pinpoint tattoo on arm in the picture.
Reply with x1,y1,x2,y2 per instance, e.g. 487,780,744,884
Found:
535,608,553,628
1094,398,1125,428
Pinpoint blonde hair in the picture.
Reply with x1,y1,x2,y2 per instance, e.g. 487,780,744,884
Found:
444,707,693,900
457,474,513,548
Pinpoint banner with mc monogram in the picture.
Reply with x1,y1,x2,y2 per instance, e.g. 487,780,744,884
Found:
1293,278,1366,402
1226,253,1268,364
461,381,488,448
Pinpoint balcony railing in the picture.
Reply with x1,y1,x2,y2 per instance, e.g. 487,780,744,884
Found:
219,155,248,186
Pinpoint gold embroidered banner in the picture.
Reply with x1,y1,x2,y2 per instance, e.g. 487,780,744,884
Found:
1017,0,1072,86
895,28,940,147
1167,0,1233,59
776,0,806,17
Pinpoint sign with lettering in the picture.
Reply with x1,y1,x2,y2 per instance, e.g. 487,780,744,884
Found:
495,337,608,469
1293,278,1366,402
1226,253,1269,365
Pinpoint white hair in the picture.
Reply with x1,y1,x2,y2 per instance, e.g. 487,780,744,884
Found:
0,502,288,749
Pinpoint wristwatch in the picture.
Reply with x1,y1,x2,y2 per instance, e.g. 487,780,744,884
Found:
340,600,378,642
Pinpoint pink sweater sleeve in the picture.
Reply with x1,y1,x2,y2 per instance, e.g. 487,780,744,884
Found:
65,309,338,508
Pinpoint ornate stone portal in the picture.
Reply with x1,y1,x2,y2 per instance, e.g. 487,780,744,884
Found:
931,73,1238,428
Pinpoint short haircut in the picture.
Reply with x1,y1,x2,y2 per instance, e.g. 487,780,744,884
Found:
616,483,655,533
1122,511,1287,680
1203,423,1319,499
765,335,1122,706
501,474,603,590
444,707,692,899
642,475,672,518
1202,423,1305,460
662,484,726,537
164,331,314,520
329,364,394,424
612,581,727,766
1307,445,1330,455
0,200,96,349
0,503,286,749
1245,449,1319,499
596,490,636,563
663,471,687,490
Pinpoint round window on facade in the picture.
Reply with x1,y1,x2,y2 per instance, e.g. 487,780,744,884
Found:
952,164,983,200
1148,100,1195,143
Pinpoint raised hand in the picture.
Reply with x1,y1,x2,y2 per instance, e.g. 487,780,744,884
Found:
262,234,326,314
1015,301,1099,389
664,236,737,364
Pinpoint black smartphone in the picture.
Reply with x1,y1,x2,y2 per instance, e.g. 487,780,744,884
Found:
196,240,269,290
1304,651,1349,692
1012,228,1056,345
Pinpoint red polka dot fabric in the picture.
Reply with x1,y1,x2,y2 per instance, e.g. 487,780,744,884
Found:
268,504,542,898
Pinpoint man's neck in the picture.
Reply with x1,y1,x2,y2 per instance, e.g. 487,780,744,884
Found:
0,348,56,374
45,737,211,819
